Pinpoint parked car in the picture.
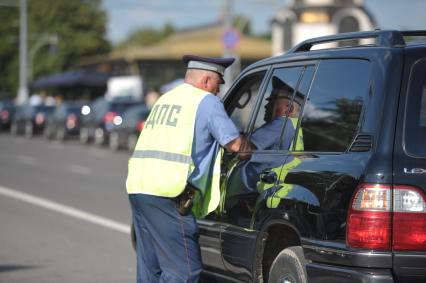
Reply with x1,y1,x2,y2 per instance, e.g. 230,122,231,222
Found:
108,103,150,151
44,101,86,141
129,30,426,283
0,100,15,130
79,97,140,145
10,104,55,137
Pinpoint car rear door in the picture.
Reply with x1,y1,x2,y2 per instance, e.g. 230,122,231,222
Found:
392,47,426,281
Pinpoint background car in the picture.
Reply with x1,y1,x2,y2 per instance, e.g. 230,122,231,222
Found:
43,101,86,141
108,103,150,151
10,104,55,138
0,100,15,131
79,97,141,146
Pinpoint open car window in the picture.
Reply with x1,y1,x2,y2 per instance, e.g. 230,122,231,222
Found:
226,71,267,133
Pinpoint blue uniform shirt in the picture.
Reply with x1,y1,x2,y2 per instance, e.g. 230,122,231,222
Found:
188,94,239,190
250,117,295,150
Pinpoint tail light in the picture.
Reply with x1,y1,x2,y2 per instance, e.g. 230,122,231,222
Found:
66,114,77,129
103,111,118,124
35,113,45,125
347,183,426,251
1,110,9,121
136,120,145,132
347,184,391,250
393,186,426,250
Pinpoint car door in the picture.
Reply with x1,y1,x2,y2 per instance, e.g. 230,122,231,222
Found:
198,68,268,276
392,52,426,280
219,64,311,281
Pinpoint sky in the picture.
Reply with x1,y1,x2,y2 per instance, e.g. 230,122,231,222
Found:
103,0,426,44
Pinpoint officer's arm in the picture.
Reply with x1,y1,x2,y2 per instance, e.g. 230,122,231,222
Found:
224,136,253,159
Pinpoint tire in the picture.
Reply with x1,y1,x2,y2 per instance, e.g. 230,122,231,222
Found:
10,122,18,135
94,127,105,146
127,134,138,152
109,132,120,151
24,121,34,138
56,127,66,142
268,246,307,283
43,125,53,140
79,127,90,144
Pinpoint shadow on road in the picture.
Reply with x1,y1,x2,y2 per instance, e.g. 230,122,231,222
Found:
0,264,40,273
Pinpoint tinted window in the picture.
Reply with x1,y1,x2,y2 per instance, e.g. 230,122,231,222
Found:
405,58,426,156
300,59,369,152
252,66,303,131
249,66,303,150
291,66,315,150
228,71,266,132
111,101,138,114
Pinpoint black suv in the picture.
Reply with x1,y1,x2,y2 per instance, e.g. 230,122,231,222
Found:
44,101,86,141
79,97,140,145
193,30,426,283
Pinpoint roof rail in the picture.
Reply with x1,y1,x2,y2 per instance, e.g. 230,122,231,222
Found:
288,30,406,53
401,30,426,37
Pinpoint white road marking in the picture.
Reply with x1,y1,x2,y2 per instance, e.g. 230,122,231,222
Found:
17,155,37,166
0,185,130,235
67,164,92,175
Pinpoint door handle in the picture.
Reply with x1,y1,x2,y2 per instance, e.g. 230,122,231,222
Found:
260,170,277,184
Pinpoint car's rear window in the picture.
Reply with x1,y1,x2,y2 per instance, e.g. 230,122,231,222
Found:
404,58,426,157
34,105,55,113
111,101,138,113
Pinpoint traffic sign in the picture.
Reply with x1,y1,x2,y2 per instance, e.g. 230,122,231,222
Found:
222,28,240,50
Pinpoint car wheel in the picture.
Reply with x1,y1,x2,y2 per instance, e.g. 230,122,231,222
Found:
94,128,105,146
109,132,120,151
79,128,90,144
10,122,18,135
127,134,138,152
268,246,307,283
56,128,66,142
43,125,53,140
24,121,33,138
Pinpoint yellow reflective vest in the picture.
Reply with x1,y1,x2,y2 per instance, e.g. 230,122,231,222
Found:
126,83,222,218
290,117,304,151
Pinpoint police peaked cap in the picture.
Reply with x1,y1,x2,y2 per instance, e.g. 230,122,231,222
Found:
182,55,235,77
270,76,305,105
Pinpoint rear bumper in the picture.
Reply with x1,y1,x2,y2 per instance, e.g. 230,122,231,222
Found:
302,238,394,282
307,262,394,283
393,252,426,282
302,238,426,282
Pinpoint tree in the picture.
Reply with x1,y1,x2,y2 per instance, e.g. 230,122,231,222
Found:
0,5,19,97
234,15,251,35
0,0,110,98
115,23,175,49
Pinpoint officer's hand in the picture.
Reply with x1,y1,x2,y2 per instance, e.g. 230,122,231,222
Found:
237,138,253,160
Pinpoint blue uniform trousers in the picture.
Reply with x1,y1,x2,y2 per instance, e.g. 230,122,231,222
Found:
129,193,202,283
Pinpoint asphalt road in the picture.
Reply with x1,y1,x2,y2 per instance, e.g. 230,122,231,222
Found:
0,133,136,283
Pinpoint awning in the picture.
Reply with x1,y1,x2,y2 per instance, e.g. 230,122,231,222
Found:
32,69,110,89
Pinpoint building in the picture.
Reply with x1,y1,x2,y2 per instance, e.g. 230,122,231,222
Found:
82,23,272,91
271,0,376,55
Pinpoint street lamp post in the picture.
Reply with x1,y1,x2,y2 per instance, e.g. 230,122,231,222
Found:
28,34,58,82
222,0,239,93
17,0,28,104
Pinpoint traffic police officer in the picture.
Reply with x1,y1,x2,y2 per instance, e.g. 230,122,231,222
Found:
126,55,249,283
